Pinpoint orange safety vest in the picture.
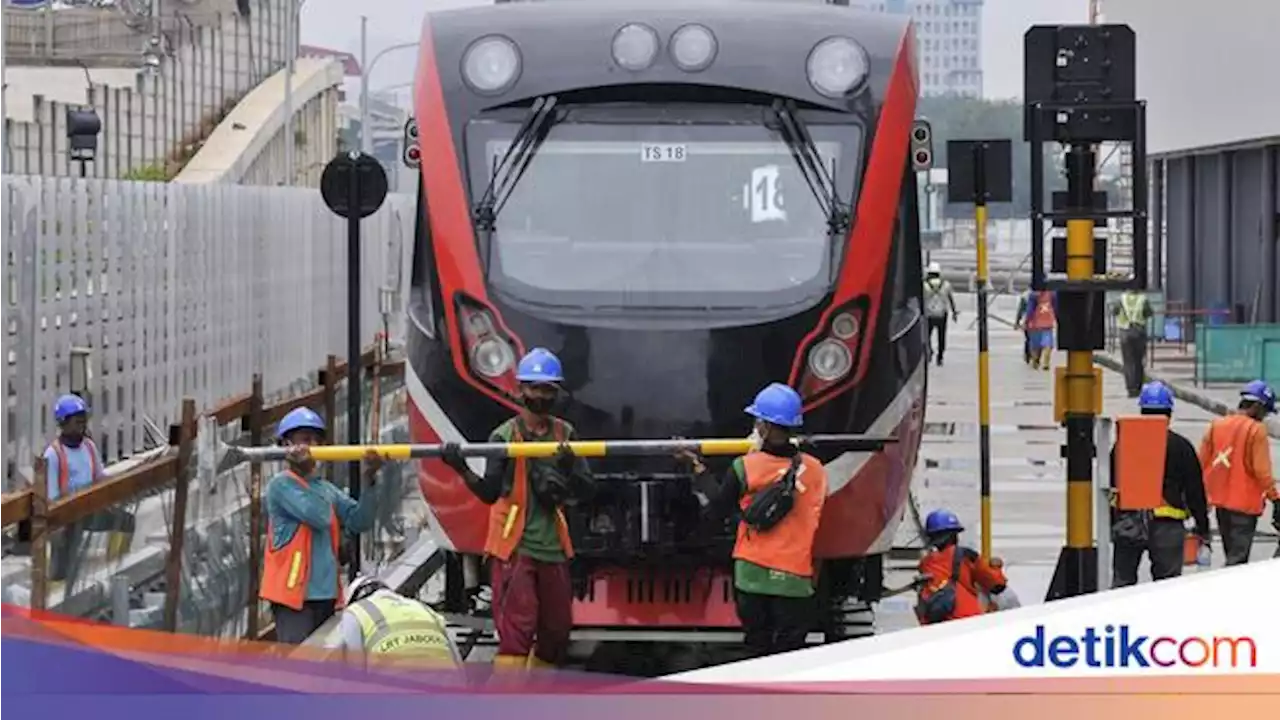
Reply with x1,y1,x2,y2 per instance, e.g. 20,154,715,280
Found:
260,470,345,611
732,451,828,578
1025,292,1056,330
47,438,102,496
1202,413,1273,516
483,420,575,562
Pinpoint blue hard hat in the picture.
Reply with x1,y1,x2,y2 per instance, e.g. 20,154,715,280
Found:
1241,380,1277,414
1137,381,1174,411
53,394,89,423
743,382,804,428
277,407,326,440
515,347,564,384
925,509,964,535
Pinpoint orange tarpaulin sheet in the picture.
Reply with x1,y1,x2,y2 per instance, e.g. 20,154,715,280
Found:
1114,415,1168,511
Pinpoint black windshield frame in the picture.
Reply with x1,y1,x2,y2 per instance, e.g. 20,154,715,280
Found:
462,103,866,315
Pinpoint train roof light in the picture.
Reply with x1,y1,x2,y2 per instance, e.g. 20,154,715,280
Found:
612,23,660,71
670,24,717,72
462,35,522,95
806,36,869,98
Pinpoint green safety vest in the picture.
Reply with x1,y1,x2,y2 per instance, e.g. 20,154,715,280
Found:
1118,293,1148,330
345,592,458,667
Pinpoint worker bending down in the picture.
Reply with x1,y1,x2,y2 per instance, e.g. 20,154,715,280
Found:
914,509,1009,625
677,382,828,658
261,408,384,644
1199,380,1278,566
440,347,595,673
1109,382,1210,587
328,575,462,673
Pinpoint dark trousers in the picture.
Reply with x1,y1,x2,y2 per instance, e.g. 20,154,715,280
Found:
1216,508,1259,566
734,589,815,658
490,553,573,665
1023,331,1032,364
271,599,336,644
927,316,948,362
1112,517,1185,587
1119,328,1147,396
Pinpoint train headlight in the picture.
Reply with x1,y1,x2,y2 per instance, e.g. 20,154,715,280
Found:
670,24,717,72
831,312,860,340
612,23,659,71
462,35,522,94
471,336,516,379
807,338,853,382
806,36,869,98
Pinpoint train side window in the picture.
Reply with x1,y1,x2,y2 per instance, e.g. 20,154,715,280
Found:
408,179,437,339
887,170,923,341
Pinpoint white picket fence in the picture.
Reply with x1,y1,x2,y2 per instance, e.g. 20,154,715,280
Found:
2,175,416,490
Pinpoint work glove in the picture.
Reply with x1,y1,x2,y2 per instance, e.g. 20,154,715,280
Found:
531,465,571,507
553,441,577,476
439,442,468,473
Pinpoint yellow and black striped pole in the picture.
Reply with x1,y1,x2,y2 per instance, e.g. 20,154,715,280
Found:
218,433,897,470
975,192,993,561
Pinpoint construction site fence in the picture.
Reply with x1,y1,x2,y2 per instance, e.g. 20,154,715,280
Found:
1194,324,1280,386
0,347,420,639
2,173,416,492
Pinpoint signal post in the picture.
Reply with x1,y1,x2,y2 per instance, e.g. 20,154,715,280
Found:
1023,24,1148,599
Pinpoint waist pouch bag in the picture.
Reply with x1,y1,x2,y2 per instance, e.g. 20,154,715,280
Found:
916,548,966,624
741,455,801,532
1112,509,1151,546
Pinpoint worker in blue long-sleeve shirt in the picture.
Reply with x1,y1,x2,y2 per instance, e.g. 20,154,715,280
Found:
44,394,110,584
261,407,383,644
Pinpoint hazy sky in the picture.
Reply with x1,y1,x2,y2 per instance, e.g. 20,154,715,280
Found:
300,0,1091,103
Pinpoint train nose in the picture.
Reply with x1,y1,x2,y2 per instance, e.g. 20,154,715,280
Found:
562,329,717,439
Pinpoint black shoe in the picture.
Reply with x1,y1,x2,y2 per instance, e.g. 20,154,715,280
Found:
936,356,944,367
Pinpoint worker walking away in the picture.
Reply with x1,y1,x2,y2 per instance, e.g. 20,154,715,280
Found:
676,383,828,658
914,509,1010,625
1199,380,1279,566
328,574,462,675
1112,289,1153,397
1109,382,1210,587
923,262,959,366
1015,291,1033,365
439,347,595,674
261,407,384,644
1014,289,1058,371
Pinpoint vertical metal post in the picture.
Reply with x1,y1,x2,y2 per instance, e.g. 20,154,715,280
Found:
346,164,363,581
246,374,264,639
1094,417,1113,592
1151,159,1164,291
30,456,49,612
284,0,296,185
1062,144,1099,597
359,16,370,155
163,398,197,632
111,575,131,626
973,144,993,561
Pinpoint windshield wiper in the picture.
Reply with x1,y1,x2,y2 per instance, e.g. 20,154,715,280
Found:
473,95,560,233
768,98,851,238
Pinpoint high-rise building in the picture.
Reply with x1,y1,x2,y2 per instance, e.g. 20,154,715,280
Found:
848,0,984,98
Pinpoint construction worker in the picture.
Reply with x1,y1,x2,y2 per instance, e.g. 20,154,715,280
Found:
328,574,462,672
1112,289,1153,397
676,382,828,658
1109,382,1210,587
1014,288,1057,371
439,347,595,673
923,262,959,366
1199,380,1278,566
261,407,384,644
1014,291,1033,365
44,394,106,585
913,509,1009,625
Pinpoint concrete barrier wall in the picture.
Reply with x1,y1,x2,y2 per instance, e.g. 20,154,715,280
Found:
2,0,295,181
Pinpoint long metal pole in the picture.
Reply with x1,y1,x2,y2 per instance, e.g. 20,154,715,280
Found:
359,16,369,154
974,144,993,561
284,0,295,184
346,160,363,581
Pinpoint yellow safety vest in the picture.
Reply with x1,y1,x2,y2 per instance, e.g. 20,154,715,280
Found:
1117,293,1148,330
345,592,459,668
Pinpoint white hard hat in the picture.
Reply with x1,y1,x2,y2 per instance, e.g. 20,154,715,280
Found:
926,261,941,274
344,574,386,606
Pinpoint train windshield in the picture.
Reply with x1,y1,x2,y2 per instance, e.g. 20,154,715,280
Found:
465,116,864,312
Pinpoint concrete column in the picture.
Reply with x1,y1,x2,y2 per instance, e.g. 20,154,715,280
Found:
1152,159,1164,290
1180,157,1197,308
1217,153,1232,313
1262,146,1277,323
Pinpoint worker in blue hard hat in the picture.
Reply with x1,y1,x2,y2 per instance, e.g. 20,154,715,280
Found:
43,394,112,584
913,509,1009,625
439,347,595,674
1198,379,1278,566
675,382,828,658
260,406,385,644
1109,382,1210,587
